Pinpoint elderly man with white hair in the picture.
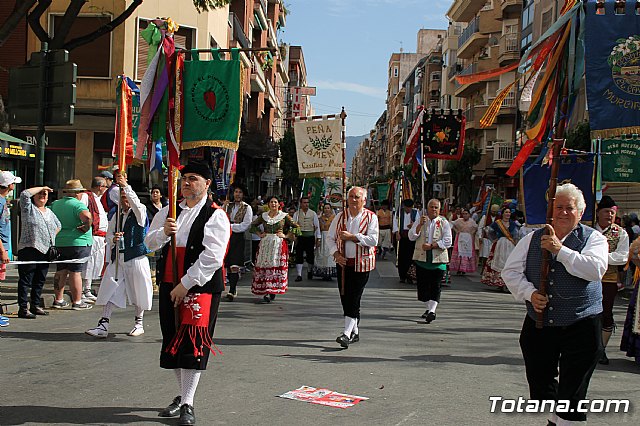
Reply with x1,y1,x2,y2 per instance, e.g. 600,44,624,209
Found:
327,186,379,349
502,183,608,426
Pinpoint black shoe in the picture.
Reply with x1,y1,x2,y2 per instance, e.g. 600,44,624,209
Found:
269,294,276,301
158,396,181,417
295,275,302,282
336,334,350,348
420,310,429,319
350,332,359,343
178,404,196,425
30,306,49,316
307,271,313,280
263,296,271,303
599,351,610,365
425,312,436,324
18,308,36,319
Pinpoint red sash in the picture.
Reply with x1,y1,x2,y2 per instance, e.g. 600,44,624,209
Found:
163,246,186,283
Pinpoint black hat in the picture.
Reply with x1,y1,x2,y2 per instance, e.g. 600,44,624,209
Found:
181,162,212,180
402,199,414,207
597,195,617,210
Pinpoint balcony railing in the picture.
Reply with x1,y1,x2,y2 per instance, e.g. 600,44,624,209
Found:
229,13,249,49
499,34,519,56
492,141,514,164
459,62,477,77
458,16,480,49
448,62,462,80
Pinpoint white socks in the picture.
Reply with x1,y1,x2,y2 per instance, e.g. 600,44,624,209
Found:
296,264,303,276
181,369,202,407
425,300,438,313
102,302,116,319
352,319,359,335
174,369,182,398
82,278,92,292
343,316,357,336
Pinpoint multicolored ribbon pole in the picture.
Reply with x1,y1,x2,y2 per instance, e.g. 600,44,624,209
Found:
340,107,347,296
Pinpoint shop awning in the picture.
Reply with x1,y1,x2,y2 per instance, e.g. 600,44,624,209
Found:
0,131,28,144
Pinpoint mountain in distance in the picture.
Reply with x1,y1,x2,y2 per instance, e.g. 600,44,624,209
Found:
345,134,367,176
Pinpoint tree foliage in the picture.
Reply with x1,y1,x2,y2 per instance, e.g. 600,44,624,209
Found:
564,121,591,151
279,129,300,189
192,0,232,13
445,145,481,203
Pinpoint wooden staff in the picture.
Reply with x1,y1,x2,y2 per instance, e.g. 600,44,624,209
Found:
536,75,569,329
340,107,347,296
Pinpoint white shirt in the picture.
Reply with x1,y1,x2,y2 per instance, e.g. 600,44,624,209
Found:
293,209,321,238
408,215,453,249
595,223,629,266
80,191,108,232
145,196,230,290
327,209,379,258
229,202,253,233
106,185,148,254
501,227,608,303
392,210,416,233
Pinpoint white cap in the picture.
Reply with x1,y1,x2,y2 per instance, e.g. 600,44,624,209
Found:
0,171,22,187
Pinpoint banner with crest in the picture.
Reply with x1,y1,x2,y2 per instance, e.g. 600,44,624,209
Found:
422,111,465,160
293,117,342,177
600,138,640,182
585,0,640,138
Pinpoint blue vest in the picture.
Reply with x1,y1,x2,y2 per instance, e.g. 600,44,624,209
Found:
524,224,602,326
112,212,150,262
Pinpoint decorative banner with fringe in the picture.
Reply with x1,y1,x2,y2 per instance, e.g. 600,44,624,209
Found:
422,110,465,160
182,49,243,150
600,138,640,182
585,0,640,139
294,116,342,177
522,154,595,225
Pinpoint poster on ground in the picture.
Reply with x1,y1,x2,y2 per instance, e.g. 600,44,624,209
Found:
278,386,368,409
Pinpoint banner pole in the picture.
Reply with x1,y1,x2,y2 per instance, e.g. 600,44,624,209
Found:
591,138,600,228
420,110,426,214
340,107,347,296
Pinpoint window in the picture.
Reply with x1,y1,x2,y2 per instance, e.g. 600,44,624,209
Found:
431,73,441,81
541,9,553,36
51,15,112,78
522,2,535,29
393,66,398,77
136,19,196,80
481,1,493,12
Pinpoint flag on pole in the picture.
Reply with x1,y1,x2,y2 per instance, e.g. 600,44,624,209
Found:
114,76,135,169
403,108,425,167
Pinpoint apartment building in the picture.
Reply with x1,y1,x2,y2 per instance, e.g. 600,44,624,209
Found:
448,0,522,204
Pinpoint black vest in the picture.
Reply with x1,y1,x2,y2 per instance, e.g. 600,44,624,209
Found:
157,200,225,294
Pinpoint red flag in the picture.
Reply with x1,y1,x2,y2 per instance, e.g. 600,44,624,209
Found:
403,108,425,166
113,76,134,170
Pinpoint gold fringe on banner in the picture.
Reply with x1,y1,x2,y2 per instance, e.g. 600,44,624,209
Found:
590,127,640,140
480,81,518,128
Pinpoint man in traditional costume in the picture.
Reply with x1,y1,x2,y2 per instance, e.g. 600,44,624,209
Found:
145,162,231,425
85,172,153,338
224,186,252,301
408,199,452,323
327,187,379,349
476,204,500,268
502,183,608,425
79,177,109,303
376,200,393,260
293,197,321,281
594,195,629,365
393,199,418,283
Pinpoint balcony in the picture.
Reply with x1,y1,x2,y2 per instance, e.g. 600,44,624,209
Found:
501,0,523,14
492,141,514,168
448,62,462,80
250,56,266,92
229,13,250,49
458,16,488,59
464,104,489,130
454,62,477,97
266,19,277,48
254,0,268,30
497,89,517,115
447,0,489,23
266,79,277,108
498,34,519,66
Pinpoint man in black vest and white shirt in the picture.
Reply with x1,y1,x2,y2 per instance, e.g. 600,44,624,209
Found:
145,162,230,426
293,197,321,281
393,199,418,283
224,185,252,300
502,183,608,425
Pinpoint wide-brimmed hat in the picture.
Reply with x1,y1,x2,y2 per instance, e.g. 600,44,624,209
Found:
62,179,87,193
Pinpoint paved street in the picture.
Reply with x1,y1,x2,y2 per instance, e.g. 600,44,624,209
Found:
0,258,638,426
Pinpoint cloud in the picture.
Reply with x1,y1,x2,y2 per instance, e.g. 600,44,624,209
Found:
313,80,386,99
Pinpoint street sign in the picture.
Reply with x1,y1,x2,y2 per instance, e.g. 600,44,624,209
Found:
291,86,316,96
8,50,77,126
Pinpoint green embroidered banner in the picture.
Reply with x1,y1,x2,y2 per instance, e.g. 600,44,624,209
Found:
182,49,243,150
601,139,640,182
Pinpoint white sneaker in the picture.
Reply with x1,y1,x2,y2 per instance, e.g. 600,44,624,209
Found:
83,291,97,302
128,325,144,336
81,296,96,305
85,318,109,338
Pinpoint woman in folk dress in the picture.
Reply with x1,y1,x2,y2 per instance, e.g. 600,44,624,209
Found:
481,207,522,291
312,203,337,280
449,209,478,275
250,196,300,303
621,236,640,366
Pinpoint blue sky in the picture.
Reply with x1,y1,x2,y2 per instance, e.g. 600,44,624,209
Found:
281,0,451,136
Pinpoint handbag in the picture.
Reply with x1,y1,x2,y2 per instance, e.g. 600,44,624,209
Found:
40,208,60,262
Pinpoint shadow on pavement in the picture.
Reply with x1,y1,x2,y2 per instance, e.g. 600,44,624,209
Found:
216,337,329,350
0,331,133,343
0,406,171,425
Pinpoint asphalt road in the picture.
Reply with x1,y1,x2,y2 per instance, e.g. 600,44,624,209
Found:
0,258,638,425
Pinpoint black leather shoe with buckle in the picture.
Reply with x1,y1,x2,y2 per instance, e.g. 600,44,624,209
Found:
350,332,359,344
158,396,181,417
336,334,350,348
179,404,196,425
425,312,436,324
